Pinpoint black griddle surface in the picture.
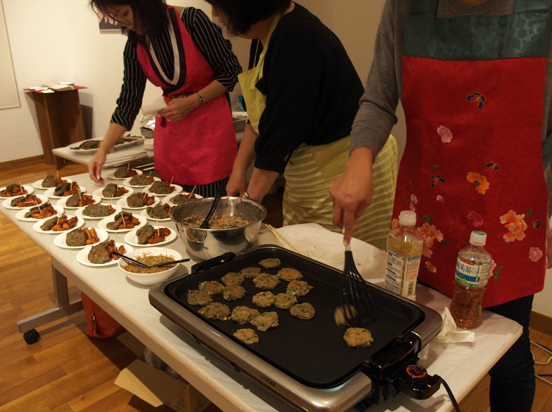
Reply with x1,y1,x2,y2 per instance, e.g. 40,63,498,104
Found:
164,246,425,388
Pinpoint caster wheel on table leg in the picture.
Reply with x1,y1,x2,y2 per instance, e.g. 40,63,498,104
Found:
23,329,40,344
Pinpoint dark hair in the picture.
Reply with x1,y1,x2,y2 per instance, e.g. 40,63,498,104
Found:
89,0,169,42
205,0,291,35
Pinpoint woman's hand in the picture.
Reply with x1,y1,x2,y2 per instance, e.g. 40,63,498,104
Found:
329,148,375,245
88,148,108,184
158,94,199,121
226,169,248,197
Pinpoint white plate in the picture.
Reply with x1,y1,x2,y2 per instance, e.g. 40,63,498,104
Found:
15,204,64,222
143,182,182,197
44,185,87,199
141,206,171,222
75,204,122,220
32,177,72,190
54,227,109,249
123,175,160,188
98,213,147,233
32,215,84,234
117,194,160,210
57,193,102,210
0,184,34,198
105,168,143,180
2,194,48,210
93,186,134,200
161,191,203,206
124,225,177,247
76,243,134,267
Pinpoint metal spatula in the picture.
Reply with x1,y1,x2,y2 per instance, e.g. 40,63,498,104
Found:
340,242,378,326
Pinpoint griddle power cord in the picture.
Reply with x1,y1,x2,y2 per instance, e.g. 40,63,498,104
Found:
439,376,462,412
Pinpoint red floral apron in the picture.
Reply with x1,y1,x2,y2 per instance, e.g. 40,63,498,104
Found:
136,7,237,186
397,0,551,307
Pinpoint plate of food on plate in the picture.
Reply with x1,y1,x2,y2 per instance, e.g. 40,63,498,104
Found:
93,183,133,200
3,194,48,210
32,175,72,190
98,211,147,233
75,203,122,220
32,214,84,234
77,241,134,267
162,191,201,206
141,203,172,221
44,182,86,199
117,192,159,210
54,227,109,249
1,184,34,198
123,174,159,188
143,180,182,197
57,193,101,209
15,203,64,221
106,165,143,180
124,224,177,247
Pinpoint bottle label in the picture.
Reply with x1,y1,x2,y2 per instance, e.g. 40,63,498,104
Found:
455,256,491,288
385,248,421,299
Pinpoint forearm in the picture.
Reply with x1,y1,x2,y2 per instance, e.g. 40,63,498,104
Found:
247,168,279,201
99,123,128,154
233,123,258,175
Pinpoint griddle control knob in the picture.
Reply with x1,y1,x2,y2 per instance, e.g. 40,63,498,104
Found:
405,364,428,383
395,365,442,400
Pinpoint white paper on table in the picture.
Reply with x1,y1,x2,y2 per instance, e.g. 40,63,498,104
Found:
434,306,475,346
142,96,167,116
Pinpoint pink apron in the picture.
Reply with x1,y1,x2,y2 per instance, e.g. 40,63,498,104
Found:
137,7,237,186
397,0,551,307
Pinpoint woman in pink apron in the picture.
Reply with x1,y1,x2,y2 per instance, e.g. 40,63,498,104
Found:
88,0,239,197
330,0,552,410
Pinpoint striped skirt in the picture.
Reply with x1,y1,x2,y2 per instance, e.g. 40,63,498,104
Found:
282,135,397,250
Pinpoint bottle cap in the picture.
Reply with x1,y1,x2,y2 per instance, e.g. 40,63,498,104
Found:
399,210,417,226
470,230,487,246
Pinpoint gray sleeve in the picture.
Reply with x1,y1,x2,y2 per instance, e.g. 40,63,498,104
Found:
350,0,409,159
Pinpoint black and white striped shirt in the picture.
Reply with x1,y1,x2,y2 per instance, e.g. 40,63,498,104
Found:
111,7,242,130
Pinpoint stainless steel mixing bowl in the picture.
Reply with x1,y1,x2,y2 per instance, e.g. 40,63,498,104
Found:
170,196,267,261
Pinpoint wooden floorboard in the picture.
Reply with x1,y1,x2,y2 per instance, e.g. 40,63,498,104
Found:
1,162,551,411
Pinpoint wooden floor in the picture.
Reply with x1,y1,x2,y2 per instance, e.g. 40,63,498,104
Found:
1,161,552,412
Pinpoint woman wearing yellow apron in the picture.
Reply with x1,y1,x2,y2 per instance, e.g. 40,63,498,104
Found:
207,0,398,249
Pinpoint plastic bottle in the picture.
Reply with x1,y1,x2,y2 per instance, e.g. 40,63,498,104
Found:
384,210,424,300
449,230,492,329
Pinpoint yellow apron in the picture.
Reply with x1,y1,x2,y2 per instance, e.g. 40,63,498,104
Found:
238,14,398,249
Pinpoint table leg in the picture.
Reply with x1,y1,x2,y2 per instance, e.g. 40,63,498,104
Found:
17,260,83,334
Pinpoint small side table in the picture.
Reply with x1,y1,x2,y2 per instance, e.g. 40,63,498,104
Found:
25,86,87,170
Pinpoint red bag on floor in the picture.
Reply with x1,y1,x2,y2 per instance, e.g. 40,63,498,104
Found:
81,292,125,338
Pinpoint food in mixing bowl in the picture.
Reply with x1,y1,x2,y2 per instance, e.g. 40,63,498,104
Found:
114,166,138,178
277,268,303,281
343,327,374,348
223,285,247,301
187,290,212,306
106,212,141,230
1,184,27,197
287,280,313,297
253,273,280,290
274,292,298,310
198,281,224,296
180,214,251,229
169,192,196,205
66,192,95,208
102,183,128,198
233,328,259,344
25,203,56,219
148,180,174,195
71,140,100,150
88,240,126,264
221,272,245,286
66,227,100,247
199,302,231,320
11,194,43,208
230,306,260,324
146,203,171,219
54,182,80,197
252,291,275,308
126,192,155,208
121,253,176,273
250,312,279,332
241,266,262,278
259,258,281,269
290,303,316,320
82,204,116,218
129,174,155,186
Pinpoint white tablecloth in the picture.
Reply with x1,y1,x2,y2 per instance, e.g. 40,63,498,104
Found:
1,172,522,412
